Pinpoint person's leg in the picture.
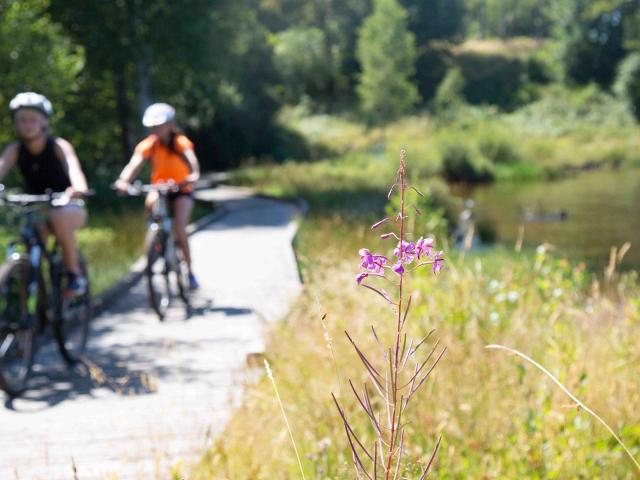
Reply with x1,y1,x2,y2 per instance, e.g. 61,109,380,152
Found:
47,205,87,274
145,191,159,215
171,195,194,270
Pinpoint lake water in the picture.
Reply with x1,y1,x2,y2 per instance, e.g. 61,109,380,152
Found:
454,168,640,269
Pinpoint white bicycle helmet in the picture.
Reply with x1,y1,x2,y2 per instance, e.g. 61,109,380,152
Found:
9,92,53,117
142,102,175,127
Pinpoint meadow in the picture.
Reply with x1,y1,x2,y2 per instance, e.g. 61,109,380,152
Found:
190,100,640,478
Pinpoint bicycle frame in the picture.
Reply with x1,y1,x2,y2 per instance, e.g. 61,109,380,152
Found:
123,182,190,320
5,207,62,330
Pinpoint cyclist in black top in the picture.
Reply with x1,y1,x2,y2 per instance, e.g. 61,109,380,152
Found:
0,92,89,296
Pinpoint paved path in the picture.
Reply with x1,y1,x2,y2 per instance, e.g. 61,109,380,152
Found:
0,186,302,479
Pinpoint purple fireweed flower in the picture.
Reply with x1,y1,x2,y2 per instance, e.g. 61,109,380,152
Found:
393,240,416,264
415,237,434,259
392,261,405,275
432,251,444,273
359,248,387,274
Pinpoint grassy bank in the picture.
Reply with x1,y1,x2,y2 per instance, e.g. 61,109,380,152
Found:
260,84,640,185
189,142,640,477
189,208,640,478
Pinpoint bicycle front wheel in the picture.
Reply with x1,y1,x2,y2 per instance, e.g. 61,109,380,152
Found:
0,259,35,396
174,242,190,307
55,252,91,365
146,231,172,321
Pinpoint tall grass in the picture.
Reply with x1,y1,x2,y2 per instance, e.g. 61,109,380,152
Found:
190,208,640,478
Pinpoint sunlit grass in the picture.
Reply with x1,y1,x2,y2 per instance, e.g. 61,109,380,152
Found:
189,211,640,478
187,98,640,478
269,90,640,185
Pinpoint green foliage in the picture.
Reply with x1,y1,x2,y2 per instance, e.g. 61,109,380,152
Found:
400,0,466,45
439,140,494,183
434,67,466,112
551,0,628,87
614,52,640,121
272,27,338,104
414,43,453,104
477,127,520,165
455,51,527,109
0,0,84,147
465,0,554,38
356,0,419,123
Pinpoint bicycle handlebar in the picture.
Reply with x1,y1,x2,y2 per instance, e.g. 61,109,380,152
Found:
112,181,192,197
0,187,95,207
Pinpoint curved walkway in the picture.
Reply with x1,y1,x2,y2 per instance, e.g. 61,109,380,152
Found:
0,186,302,479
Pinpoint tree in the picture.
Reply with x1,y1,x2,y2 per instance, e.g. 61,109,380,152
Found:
614,52,640,120
49,0,283,170
400,0,466,45
549,0,633,87
272,27,338,103
253,0,371,104
0,0,83,147
356,0,419,123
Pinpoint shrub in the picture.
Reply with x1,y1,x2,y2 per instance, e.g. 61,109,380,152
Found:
356,0,419,123
439,141,494,183
614,52,640,122
434,67,466,112
477,128,521,165
272,27,338,104
415,44,453,103
454,51,526,109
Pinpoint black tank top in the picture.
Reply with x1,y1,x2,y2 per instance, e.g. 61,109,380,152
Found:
17,137,71,194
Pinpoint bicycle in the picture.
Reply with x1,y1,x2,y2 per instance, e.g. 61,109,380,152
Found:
0,188,92,396
121,182,190,321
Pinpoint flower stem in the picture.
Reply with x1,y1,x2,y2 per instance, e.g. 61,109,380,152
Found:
386,151,407,479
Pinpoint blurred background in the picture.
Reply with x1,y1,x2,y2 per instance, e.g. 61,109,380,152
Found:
3,0,640,269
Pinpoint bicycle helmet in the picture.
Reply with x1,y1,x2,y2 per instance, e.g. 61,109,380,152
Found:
9,92,53,117
142,103,175,127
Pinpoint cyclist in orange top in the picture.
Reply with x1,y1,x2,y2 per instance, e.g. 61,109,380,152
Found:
115,103,201,289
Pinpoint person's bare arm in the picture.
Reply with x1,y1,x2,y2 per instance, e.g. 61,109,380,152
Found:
114,152,147,192
0,143,19,183
183,149,200,184
55,138,88,196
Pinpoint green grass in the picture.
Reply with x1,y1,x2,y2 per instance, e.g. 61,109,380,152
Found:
264,85,640,186
183,85,640,477
189,108,640,476
188,207,640,478
0,197,215,296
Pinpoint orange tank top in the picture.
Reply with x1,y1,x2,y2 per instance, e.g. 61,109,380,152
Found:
134,134,194,190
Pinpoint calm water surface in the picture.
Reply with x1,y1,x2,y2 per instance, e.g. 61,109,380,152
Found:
456,168,640,269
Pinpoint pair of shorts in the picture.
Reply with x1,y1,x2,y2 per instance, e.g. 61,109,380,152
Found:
168,191,194,203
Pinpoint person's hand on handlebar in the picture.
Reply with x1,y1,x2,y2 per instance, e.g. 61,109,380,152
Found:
114,178,130,194
184,172,200,185
65,186,88,199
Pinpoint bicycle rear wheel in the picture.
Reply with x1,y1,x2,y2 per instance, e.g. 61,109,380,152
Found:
146,231,172,321
55,252,91,365
0,259,35,396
